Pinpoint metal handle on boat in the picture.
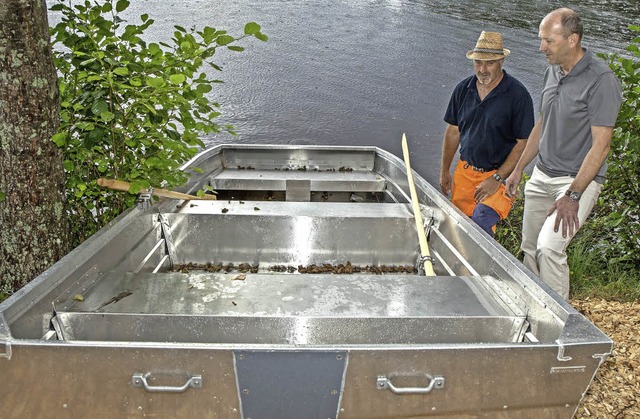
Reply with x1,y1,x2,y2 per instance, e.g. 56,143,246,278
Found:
377,374,444,394
131,373,203,393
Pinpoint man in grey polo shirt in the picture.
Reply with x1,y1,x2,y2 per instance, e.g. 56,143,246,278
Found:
505,8,622,300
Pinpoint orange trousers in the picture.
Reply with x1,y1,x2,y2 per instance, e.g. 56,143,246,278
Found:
451,160,513,221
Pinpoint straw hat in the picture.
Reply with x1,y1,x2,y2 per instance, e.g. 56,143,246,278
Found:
466,31,511,60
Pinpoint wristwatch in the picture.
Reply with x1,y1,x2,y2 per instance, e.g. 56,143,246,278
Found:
565,189,582,202
492,173,503,182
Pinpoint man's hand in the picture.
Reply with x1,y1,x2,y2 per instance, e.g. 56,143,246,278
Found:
505,170,523,198
548,196,580,238
474,177,500,203
440,172,452,196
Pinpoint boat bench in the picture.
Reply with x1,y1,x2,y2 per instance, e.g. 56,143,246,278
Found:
53,272,527,344
209,169,387,201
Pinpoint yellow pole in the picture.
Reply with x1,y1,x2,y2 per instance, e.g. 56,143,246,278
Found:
401,133,435,276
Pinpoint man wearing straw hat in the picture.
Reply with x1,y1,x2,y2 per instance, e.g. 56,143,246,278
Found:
440,31,534,237
505,8,622,300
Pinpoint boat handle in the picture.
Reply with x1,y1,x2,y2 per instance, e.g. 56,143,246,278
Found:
377,374,444,394
131,373,203,393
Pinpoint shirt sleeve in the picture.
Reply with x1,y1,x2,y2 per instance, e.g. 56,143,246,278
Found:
588,72,623,127
512,86,535,139
443,92,458,126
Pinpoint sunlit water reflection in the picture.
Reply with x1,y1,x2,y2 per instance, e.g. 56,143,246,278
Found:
50,0,638,183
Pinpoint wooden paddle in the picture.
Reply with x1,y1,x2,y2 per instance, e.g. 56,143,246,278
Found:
97,178,217,201
401,133,435,276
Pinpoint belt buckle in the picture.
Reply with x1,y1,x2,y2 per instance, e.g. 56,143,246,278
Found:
464,162,486,172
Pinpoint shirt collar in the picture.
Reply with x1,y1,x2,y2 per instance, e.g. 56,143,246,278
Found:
556,48,591,77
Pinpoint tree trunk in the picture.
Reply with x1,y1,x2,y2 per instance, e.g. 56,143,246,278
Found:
0,0,68,294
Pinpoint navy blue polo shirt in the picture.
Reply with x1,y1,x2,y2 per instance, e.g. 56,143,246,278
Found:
444,70,534,170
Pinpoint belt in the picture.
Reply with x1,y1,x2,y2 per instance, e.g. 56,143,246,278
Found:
463,162,492,172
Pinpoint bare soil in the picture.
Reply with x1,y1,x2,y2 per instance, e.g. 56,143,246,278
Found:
572,299,640,418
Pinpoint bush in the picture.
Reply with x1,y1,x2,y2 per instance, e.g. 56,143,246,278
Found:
594,26,640,269
49,0,267,246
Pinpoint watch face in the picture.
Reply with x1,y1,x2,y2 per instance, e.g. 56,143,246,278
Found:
570,191,581,201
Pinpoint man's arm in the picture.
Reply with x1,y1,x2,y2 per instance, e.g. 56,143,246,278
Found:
505,117,543,197
549,125,614,237
439,124,460,196
473,138,526,203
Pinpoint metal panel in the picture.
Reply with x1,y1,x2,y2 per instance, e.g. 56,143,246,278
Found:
338,345,609,418
234,350,347,419
168,202,418,266
0,344,240,419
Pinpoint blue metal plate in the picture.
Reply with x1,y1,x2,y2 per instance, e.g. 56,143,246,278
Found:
234,350,347,419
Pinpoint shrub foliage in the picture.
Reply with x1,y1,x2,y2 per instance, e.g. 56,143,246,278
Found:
49,0,267,246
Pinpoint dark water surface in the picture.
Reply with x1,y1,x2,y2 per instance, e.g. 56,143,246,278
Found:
51,0,639,184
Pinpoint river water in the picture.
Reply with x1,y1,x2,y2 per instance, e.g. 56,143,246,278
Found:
51,0,639,184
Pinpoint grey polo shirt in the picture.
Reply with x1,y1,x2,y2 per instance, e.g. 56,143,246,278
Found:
537,48,622,183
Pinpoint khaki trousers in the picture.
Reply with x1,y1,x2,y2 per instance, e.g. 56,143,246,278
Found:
521,166,602,300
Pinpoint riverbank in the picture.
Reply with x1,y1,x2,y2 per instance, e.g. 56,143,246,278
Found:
573,299,640,418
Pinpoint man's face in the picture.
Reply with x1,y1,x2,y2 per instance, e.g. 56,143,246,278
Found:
473,59,503,85
538,17,572,65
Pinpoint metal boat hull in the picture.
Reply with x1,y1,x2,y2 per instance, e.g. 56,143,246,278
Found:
0,144,611,418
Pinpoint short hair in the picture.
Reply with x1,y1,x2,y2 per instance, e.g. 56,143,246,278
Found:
560,11,583,40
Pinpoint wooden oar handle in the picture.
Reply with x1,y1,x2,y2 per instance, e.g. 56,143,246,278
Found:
97,178,217,201
97,178,133,192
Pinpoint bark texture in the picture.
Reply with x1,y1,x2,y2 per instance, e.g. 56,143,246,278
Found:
0,0,68,293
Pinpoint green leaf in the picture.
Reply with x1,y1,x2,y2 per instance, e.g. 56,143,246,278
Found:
255,33,269,42
113,67,129,76
76,122,95,131
148,43,162,55
100,111,115,122
91,100,109,115
115,0,130,13
0,191,5,202
169,73,187,85
52,132,66,147
196,83,212,93
244,22,261,35
227,46,244,52
146,77,165,88
216,35,234,46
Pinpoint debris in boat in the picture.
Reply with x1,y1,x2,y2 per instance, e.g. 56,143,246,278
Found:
171,262,259,274
221,208,229,213
350,193,364,202
297,262,415,274
73,294,84,302
269,265,297,273
232,273,246,281
254,207,260,211
338,167,353,172
98,290,133,309
171,262,414,275
232,301,237,306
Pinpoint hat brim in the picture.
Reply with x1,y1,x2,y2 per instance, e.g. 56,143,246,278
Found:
466,49,510,60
